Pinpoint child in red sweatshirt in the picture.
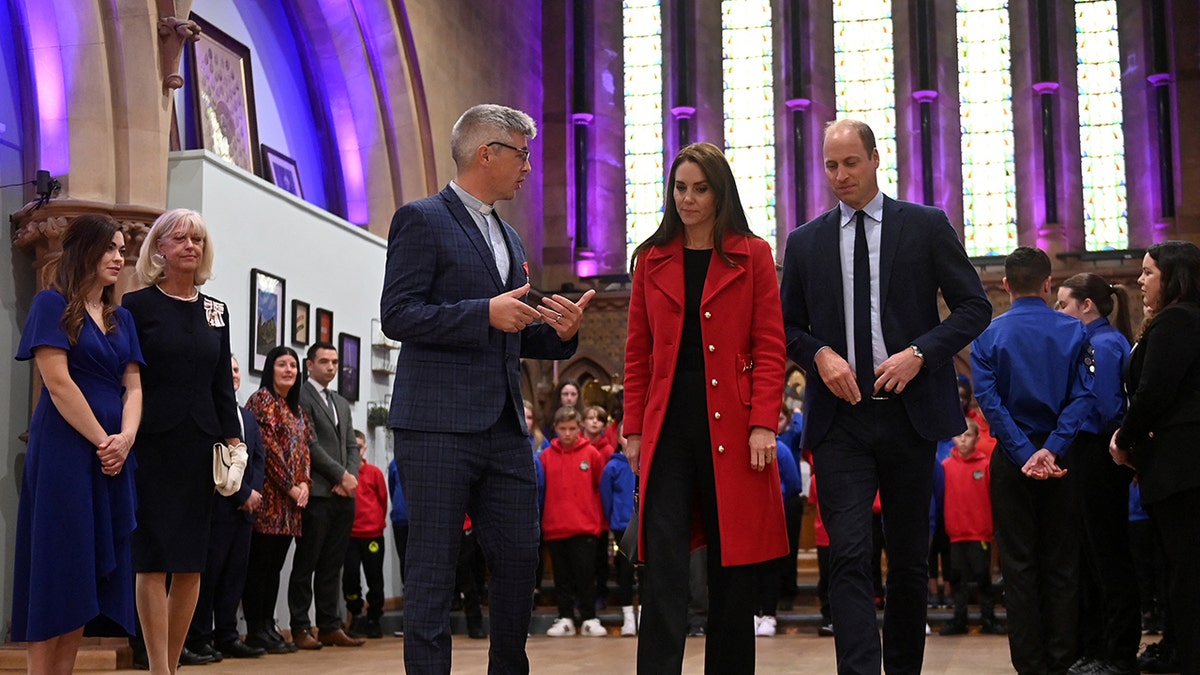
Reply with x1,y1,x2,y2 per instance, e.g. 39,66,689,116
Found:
539,406,606,637
939,418,1004,636
344,431,389,638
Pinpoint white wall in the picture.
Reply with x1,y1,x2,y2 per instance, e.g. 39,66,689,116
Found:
167,150,402,618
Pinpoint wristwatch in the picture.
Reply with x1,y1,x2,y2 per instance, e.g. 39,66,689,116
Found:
909,344,925,361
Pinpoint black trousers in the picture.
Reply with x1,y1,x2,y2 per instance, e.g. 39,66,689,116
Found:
991,448,1080,675
1147,487,1200,675
344,535,386,620
637,369,755,674
546,535,598,621
1073,431,1140,663
814,398,934,675
189,514,253,644
242,532,293,629
817,545,832,624
780,493,804,604
288,495,356,632
949,541,996,624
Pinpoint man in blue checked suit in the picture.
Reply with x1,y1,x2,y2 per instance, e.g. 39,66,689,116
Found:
381,104,595,674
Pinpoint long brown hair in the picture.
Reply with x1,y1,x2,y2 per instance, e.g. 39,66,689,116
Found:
48,215,124,345
630,142,758,272
1059,273,1133,343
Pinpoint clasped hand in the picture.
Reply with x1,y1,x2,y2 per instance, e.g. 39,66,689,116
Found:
488,283,597,340
1022,448,1067,480
96,433,131,476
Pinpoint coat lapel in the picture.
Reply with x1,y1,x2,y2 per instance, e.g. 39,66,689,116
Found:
816,210,846,337
701,234,750,305
440,186,505,291
645,238,684,310
305,381,337,429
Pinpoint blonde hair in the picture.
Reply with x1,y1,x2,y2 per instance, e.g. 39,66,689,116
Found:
136,208,216,286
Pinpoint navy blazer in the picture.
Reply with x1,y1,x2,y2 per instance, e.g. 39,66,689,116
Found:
780,196,991,446
215,407,267,523
381,185,578,433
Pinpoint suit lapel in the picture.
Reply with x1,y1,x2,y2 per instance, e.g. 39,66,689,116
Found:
440,187,505,291
816,210,846,337
305,381,337,429
879,196,903,310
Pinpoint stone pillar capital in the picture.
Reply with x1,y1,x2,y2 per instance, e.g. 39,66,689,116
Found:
12,200,161,288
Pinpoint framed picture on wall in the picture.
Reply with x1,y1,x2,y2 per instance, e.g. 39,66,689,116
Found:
188,14,261,176
338,332,361,402
262,144,303,198
291,299,310,346
315,308,334,344
249,269,286,374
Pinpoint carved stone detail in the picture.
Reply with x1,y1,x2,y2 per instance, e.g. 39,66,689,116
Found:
158,15,201,93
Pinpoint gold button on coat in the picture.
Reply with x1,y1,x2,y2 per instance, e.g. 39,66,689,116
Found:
717,445,725,453
711,379,718,386
714,412,721,420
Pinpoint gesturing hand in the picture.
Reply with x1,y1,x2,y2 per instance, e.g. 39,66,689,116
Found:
536,289,597,341
490,283,542,333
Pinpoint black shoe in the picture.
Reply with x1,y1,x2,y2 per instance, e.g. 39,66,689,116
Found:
216,639,267,659
189,642,223,663
1138,642,1179,674
347,615,368,638
687,625,705,637
129,644,149,670
980,619,1007,635
178,646,215,666
365,619,383,639
1068,656,1098,674
1087,658,1137,675
268,626,299,653
818,623,834,637
245,629,293,655
938,621,968,636
467,621,487,639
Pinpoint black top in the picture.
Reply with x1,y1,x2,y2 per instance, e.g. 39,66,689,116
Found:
676,248,712,374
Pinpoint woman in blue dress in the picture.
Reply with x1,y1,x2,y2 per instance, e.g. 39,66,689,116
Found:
12,214,143,675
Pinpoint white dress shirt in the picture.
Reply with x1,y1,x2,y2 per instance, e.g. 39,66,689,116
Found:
838,191,889,374
450,180,512,282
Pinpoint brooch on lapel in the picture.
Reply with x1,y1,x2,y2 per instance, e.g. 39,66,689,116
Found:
204,298,226,328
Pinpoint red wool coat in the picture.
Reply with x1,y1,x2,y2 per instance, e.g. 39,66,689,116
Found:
624,233,789,566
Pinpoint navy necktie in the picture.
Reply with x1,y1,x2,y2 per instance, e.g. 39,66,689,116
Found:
854,210,874,398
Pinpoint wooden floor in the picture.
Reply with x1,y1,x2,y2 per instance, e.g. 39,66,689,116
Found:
93,630,1019,674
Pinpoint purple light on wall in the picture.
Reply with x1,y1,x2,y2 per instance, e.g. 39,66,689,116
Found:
22,3,69,174
313,0,371,225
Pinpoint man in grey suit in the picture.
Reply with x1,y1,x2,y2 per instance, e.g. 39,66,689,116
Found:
289,341,364,649
381,104,595,674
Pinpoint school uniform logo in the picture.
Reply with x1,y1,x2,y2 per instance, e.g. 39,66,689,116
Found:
973,469,985,480
580,461,590,471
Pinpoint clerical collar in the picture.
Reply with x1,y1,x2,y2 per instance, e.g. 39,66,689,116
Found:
449,181,494,215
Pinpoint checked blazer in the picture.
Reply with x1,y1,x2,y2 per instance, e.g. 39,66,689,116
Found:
380,184,578,432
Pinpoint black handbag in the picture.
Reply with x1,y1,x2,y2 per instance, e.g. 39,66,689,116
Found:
618,486,642,566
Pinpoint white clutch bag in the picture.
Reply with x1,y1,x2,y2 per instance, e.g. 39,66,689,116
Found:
213,441,249,497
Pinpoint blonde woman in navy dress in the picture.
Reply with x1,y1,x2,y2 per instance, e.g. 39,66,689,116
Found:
123,209,241,674
12,215,143,675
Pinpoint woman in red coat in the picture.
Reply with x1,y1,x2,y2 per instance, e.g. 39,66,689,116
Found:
624,142,788,673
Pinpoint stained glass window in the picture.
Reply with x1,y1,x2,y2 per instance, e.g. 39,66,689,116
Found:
833,0,897,198
957,0,1017,257
722,0,776,249
1076,0,1127,250
624,0,665,260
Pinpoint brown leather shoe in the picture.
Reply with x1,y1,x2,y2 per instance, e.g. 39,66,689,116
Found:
319,628,366,647
292,628,323,650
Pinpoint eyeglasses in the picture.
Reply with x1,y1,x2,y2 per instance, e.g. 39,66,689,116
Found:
487,141,531,163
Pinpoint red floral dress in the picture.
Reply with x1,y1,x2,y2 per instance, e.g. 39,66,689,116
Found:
245,388,312,536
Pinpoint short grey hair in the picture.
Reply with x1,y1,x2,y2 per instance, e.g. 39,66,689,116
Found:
450,104,537,168
136,208,216,286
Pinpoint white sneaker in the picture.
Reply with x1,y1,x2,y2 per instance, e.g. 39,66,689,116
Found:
546,617,575,637
756,615,777,637
925,623,932,636
754,615,763,632
621,606,637,636
580,618,606,637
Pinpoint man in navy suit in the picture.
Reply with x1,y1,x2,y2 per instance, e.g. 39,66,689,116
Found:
381,104,595,674
780,119,991,675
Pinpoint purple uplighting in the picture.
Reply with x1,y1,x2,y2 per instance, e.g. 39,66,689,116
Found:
22,3,69,175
